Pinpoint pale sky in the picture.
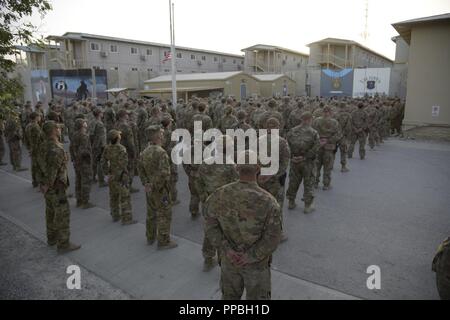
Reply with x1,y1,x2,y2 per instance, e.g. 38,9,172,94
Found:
29,0,450,60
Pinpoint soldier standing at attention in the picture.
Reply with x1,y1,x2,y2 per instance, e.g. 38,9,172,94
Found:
348,102,368,160
313,105,342,190
116,109,139,193
197,135,239,271
204,150,281,300
91,108,107,187
286,112,320,213
257,118,290,241
101,130,137,225
335,102,352,172
70,119,94,209
138,125,177,250
161,115,179,204
40,121,80,253
25,112,44,187
5,113,27,172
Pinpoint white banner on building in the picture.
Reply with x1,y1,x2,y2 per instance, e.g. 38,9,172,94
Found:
353,68,391,98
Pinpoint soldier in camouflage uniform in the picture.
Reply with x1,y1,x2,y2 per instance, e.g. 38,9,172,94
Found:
286,112,320,213
20,102,32,135
335,102,352,172
366,104,380,150
136,99,149,154
70,119,94,209
191,102,213,133
25,112,44,187
258,99,284,131
219,105,238,133
161,115,179,204
183,143,202,219
313,106,342,190
5,114,27,171
197,135,239,271
104,101,116,136
348,102,368,160
0,117,7,166
257,118,290,241
101,130,136,225
116,109,139,193
40,121,81,253
138,125,177,249
432,237,450,300
91,108,107,187
287,101,305,131
204,150,282,300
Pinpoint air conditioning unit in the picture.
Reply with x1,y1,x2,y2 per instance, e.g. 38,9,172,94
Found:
140,55,147,61
100,51,108,58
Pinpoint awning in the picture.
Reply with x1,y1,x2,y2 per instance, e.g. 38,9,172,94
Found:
105,88,136,93
140,86,224,95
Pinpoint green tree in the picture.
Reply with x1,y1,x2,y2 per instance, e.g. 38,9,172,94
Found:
0,0,52,120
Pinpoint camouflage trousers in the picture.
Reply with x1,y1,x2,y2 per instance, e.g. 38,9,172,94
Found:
92,149,105,183
127,155,135,186
145,187,172,245
314,148,335,188
44,187,71,249
221,256,271,300
368,126,379,149
286,160,314,205
0,134,5,162
339,138,349,166
74,162,92,204
170,163,178,202
348,131,367,159
183,164,200,215
377,123,385,142
8,140,22,170
259,175,286,221
109,180,132,222
30,152,40,187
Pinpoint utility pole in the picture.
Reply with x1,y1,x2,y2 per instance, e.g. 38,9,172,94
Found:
361,0,369,42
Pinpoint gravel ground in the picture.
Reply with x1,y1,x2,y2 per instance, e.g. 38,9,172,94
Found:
0,215,131,300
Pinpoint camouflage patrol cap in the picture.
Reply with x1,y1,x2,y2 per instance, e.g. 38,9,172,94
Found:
117,109,129,118
74,118,86,130
268,99,277,108
42,120,61,136
301,112,313,121
108,129,121,141
323,105,332,113
146,124,162,139
266,117,280,129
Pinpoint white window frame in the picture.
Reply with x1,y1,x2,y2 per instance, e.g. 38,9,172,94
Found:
110,44,118,53
201,55,206,61
190,54,196,60
146,49,153,56
130,47,138,55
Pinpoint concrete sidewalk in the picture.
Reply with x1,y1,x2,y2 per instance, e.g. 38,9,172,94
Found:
0,168,357,300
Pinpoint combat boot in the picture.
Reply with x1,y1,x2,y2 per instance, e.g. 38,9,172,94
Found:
57,242,81,254
341,165,349,173
157,240,178,251
203,257,218,272
81,202,95,209
304,201,315,214
122,219,138,226
288,199,296,210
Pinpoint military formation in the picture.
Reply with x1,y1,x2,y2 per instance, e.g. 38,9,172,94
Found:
2,94,447,300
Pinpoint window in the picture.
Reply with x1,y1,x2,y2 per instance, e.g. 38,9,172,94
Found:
233,59,236,64
191,54,196,60
93,66,101,70
164,69,170,72
90,42,100,51
146,49,152,56
131,47,138,55
147,68,152,72
131,67,138,71
222,58,226,63
214,57,218,62
110,45,118,53
177,52,182,58
201,55,206,61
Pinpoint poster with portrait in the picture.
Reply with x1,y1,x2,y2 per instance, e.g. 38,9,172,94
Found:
50,69,108,105
30,69,50,107
353,68,391,97
320,68,354,97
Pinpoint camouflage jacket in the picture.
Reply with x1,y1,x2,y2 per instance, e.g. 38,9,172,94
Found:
258,132,291,179
335,110,352,138
191,113,213,134
351,108,368,132
116,121,136,158
91,119,106,152
70,130,92,165
25,122,44,155
40,139,70,189
4,118,22,142
104,107,116,132
197,159,239,203
101,143,129,183
204,180,282,265
287,108,304,130
313,116,342,146
138,144,171,190
286,124,320,161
